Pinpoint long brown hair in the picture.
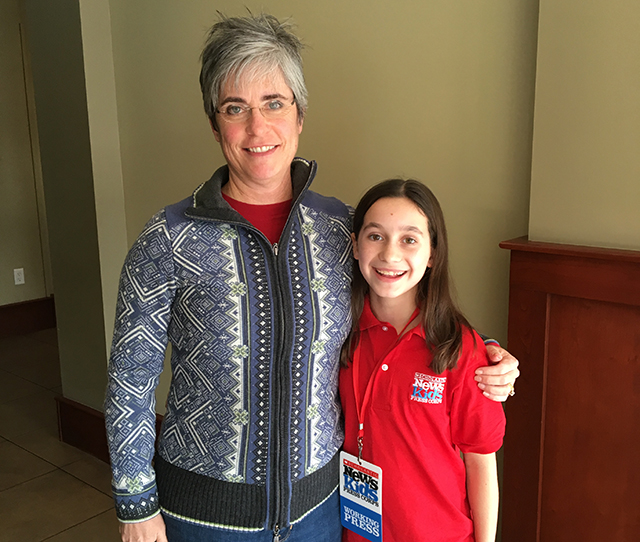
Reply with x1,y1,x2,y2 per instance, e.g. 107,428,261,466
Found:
341,179,474,374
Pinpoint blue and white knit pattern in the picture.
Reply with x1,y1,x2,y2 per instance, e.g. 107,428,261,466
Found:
289,204,352,477
106,212,175,521
162,220,254,481
106,192,352,521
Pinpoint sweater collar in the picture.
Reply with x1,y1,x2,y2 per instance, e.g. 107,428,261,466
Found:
185,157,317,222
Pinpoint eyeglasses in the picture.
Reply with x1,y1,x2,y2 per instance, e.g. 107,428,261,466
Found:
216,99,296,123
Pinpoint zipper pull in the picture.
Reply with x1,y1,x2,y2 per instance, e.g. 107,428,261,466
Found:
273,524,291,541
273,242,279,255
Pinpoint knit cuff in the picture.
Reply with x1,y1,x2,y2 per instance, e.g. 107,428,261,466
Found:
114,482,160,522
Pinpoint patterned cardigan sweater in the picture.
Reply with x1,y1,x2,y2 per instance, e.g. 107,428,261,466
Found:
105,158,353,530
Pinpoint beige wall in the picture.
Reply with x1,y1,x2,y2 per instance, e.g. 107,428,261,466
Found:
108,0,537,341
23,0,108,410
0,0,48,305
78,0,129,352
22,0,538,410
529,0,640,250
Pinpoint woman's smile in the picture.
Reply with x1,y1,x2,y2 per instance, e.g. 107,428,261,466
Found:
247,145,277,153
212,69,304,202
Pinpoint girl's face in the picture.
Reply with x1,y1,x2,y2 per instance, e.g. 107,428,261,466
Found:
353,197,432,309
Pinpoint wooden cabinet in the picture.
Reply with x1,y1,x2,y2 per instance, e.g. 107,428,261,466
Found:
499,237,640,542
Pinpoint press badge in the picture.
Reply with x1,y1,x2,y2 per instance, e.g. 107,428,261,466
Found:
339,451,383,542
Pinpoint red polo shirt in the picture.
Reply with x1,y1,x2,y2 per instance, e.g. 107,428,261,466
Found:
339,299,505,542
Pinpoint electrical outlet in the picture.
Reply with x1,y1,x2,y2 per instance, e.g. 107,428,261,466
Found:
14,268,25,285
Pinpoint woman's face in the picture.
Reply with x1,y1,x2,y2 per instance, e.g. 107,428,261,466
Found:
213,69,304,193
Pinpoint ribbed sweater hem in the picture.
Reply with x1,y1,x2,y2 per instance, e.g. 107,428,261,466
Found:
155,452,340,529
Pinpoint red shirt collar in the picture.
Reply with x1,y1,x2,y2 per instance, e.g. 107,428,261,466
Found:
359,296,425,339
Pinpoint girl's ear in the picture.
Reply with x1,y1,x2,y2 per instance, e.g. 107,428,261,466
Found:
351,233,359,260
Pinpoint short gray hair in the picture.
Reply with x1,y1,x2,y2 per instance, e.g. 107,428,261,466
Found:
200,13,307,128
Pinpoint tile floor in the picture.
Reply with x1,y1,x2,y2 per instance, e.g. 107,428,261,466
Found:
0,328,120,542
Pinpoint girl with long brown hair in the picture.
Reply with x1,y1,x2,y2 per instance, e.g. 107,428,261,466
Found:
339,179,505,542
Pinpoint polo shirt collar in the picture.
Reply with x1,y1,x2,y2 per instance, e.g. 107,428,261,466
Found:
359,296,426,339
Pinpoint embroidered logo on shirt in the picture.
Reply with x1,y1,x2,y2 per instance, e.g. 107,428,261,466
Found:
411,373,446,404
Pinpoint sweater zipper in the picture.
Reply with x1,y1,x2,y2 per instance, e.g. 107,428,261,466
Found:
185,217,291,532
268,195,306,533
191,219,289,530
186,161,316,532
273,524,291,541
270,237,288,534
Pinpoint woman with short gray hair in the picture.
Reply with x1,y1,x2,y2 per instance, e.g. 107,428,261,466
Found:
105,12,519,542
200,13,308,128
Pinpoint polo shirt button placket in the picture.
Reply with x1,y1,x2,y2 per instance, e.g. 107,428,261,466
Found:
375,361,392,410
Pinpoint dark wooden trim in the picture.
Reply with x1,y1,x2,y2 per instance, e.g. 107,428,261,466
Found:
500,237,640,542
55,396,163,465
500,235,640,263
56,396,110,463
0,296,56,337
500,237,640,306
500,288,549,540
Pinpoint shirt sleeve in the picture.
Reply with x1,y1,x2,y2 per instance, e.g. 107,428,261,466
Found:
450,330,506,454
478,332,500,347
104,209,177,522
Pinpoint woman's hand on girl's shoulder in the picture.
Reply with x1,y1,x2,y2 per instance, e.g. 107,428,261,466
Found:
474,345,520,402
